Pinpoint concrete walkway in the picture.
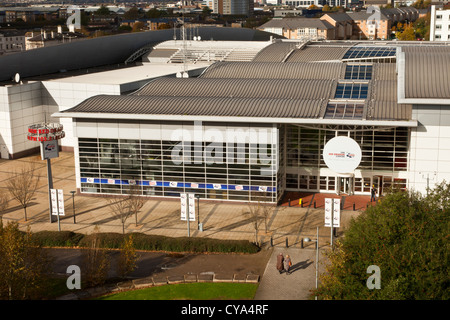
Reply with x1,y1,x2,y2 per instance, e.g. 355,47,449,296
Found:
255,246,327,300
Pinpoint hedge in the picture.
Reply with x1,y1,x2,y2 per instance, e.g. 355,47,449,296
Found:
31,231,260,254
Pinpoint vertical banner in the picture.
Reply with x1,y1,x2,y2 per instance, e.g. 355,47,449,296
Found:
325,198,340,227
188,193,196,221
51,189,65,216
180,193,187,221
333,199,340,227
57,189,65,216
51,189,58,216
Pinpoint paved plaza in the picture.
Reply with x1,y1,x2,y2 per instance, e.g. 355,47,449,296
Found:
0,152,369,299
0,152,366,246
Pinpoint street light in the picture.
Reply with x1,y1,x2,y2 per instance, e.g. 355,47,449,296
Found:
195,194,201,231
70,190,76,224
304,226,319,300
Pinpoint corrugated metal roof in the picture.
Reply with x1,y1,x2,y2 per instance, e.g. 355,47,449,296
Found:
373,63,396,81
403,47,450,99
65,95,326,119
134,78,337,100
252,42,298,62
200,61,345,79
369,80,397,101
285,47,348,62
368,102,412,121
0,27,278,82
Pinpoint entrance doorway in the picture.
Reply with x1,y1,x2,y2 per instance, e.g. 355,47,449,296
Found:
373,175,382,196
338,177,352,195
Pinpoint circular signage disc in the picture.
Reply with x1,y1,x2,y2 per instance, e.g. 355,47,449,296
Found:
323,136,362,174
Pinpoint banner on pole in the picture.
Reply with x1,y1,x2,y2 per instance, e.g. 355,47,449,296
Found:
51,189,65,216
188,193,195,221
324,198,340,227
180,193,187,221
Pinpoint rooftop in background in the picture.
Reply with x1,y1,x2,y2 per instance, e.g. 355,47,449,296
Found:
0,27,280,83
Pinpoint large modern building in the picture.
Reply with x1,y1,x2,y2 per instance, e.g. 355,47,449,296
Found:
430,5,450,41
1,27,449,204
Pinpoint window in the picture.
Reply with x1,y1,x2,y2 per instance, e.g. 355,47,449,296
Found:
334,83,369,99
324,102,364,119
342,47,396,60
436,15,442,19
344,64,373,80
436,24,442,30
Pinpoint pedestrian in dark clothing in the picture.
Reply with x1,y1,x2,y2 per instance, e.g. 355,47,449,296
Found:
284,254,292,275
276,253,284,274
371,185,377,202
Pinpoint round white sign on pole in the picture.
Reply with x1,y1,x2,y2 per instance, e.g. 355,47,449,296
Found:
323,136,362,174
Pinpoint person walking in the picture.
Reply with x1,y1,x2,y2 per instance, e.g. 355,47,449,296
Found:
371,185,377,202
284,254,292,275
276,253,284,274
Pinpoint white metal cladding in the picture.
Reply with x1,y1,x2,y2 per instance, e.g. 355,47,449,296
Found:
75,120,277,144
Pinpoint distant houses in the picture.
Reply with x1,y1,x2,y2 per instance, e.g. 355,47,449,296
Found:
258,7,420,40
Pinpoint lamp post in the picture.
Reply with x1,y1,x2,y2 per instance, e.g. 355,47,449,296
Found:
195,194,201,231
70,190,76,224
304,226,319,300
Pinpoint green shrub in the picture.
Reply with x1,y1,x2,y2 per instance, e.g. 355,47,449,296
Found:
32,231,83,247
28,230,260,254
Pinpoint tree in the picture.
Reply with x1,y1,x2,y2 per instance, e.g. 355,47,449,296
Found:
411,0,431,9
322,5,331,12
0,222,52,299
314,183,449,300
397,25,416,41
127,185,146,228
117,234,139,278
0,189,8,223
146,8,163,19
95,5,111,16
123,7,141,20
202,6,212,19
157,23,171,30
242,202,261,245
107,196,133,234
7,163,40,222
81,226,110,288
132,21,145,32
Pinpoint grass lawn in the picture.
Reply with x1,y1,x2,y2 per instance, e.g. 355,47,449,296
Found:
96,282,259,300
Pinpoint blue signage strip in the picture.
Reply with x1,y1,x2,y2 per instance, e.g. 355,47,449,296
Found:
80,177,276,192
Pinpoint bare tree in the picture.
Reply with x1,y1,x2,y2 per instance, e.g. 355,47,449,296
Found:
7,163,40,222
260,202,276,234
107,195,133,234
126,184,146,228
243,201,264,245
0,189,9,224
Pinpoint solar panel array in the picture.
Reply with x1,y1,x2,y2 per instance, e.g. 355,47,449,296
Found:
342,47,396,60
344,65,373,80
324,102,364,119
335,83,369,99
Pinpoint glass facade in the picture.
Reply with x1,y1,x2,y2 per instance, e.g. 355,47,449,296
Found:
285,125,409,194
78,137,278,202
